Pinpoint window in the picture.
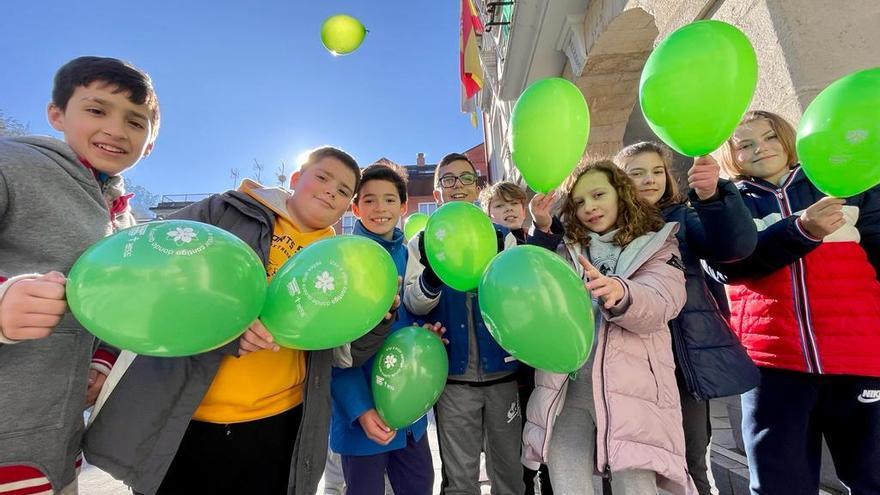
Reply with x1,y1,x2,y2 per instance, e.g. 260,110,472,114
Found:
418,202,438,216
341,212,355,235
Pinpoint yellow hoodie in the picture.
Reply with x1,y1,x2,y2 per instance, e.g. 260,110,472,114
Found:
193,180,334,423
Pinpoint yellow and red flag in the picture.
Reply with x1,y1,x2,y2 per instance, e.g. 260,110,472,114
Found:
460,0,484,100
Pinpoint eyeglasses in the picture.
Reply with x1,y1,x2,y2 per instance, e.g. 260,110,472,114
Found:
438,172,477,188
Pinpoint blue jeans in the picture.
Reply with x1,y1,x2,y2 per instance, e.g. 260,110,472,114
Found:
741,367,880,494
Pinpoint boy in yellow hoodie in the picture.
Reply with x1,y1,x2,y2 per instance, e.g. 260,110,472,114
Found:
84,147,399,495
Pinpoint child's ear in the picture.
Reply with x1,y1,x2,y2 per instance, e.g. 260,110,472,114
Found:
399,202,408,216
289,170,301,189
47,103,65,132
432,189,442,204
352,203,362,218
142,142,154,158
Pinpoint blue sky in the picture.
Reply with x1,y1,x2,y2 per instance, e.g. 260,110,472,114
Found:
0,0,481,197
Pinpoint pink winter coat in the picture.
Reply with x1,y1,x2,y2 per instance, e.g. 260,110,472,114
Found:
522,223,696,495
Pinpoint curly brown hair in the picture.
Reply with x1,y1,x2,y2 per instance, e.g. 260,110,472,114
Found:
559,160,665,248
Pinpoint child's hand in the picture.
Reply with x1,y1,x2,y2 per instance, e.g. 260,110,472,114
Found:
238,320,280,356
358,409,397,445
0,271,67,341
384,277,403,321
529,191,557,233
86,369,107,407
423,321,449,345
688,156,720,200
578,255,625,309
800,197,846,239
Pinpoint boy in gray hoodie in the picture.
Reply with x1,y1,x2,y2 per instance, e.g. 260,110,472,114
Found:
0,56,160,493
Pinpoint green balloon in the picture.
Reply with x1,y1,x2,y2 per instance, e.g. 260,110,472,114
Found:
640,20,757,157
67,220,267,357
321,14,366,55
479,245,593,373
403,213,429,241
372,326,449,429
797,67,880,197
261,236,397,350
424,202,497,292
510,78,590,193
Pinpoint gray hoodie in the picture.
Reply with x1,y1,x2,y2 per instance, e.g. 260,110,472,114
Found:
0,136,127,490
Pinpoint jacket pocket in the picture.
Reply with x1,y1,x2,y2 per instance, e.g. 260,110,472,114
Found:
0,318,88,439
643,334,676,408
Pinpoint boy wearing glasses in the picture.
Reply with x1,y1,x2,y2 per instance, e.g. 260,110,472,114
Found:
403,153,524,494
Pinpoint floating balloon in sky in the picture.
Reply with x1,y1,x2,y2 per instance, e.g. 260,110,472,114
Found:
321,14,367,56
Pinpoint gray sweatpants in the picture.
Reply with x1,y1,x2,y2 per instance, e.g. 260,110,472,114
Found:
547,364,658,495
435,380,524,495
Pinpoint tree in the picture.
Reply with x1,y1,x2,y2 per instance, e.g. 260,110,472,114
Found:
124,178,161,220
0,109,29,137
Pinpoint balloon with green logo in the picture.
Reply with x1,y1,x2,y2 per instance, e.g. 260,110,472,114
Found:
479,245,593,373
261,236,397,349
372,326,449,429
424,202,497,291
640,20,758,156
797,67,880,197
510,77,590,193
403,213,429,241
66,220,267,357
321,14,367,55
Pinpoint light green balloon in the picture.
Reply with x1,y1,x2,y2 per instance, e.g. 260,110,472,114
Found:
510,77,590,193
640,20,757,157
479,245,593,373
372,326,449,429
424,202,497,292
67,220,267,357
321,14,367,55
403,213,429,241
797,67,880,197
261,236,397,350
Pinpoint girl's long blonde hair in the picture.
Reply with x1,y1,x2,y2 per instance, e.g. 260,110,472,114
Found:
559,160,664,248
719,110,799,180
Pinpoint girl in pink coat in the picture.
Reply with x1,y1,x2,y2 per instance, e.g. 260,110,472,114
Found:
527,161,695,495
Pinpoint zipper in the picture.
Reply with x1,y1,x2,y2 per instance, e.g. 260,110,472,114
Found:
598,326,612,479
466,293,481,381
671,320,701,399
743,173,822,373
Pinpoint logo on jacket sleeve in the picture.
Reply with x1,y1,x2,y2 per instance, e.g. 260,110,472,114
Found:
666,254,685,272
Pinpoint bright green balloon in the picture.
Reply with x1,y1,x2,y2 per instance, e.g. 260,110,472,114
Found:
403,213,429,241
510,78,590,193
321,14,367,55
424,202,497,292
261,236,397,350
372,326,449,429
67,220,267,357
479,245,593,373
640,20,757,157
797,67,880,197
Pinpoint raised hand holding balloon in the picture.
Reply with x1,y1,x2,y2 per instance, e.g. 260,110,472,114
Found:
66,220,267,357
260,236,398,350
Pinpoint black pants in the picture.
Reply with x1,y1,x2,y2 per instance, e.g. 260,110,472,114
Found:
678,378,713,495
156,406,303,495
742,368,880,495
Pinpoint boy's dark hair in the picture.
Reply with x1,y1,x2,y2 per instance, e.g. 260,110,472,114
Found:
434,152,477,187
355,162,409,203
301,146,362,192
52,56,161,141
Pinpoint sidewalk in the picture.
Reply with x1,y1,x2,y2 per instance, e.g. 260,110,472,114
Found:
78,400,847,494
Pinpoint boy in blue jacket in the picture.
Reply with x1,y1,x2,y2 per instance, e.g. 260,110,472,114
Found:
403,153,523,494
330,162,443,495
